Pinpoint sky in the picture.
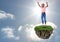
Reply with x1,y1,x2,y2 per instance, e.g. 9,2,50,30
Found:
0,0,60,42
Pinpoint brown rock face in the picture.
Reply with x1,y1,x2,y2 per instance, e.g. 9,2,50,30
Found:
35,30,53,39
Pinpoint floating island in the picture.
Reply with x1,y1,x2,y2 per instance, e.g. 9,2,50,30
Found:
34,25,53,39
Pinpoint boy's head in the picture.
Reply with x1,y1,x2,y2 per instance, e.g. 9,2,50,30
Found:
41,3,45,7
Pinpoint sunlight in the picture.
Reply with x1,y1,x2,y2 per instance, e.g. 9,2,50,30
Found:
33,5,40,14
32,5,41,17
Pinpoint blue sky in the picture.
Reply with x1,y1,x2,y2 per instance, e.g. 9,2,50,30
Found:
0,0,60,42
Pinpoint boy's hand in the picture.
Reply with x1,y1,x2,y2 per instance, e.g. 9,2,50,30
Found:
46,2,48,7
37,2,41,7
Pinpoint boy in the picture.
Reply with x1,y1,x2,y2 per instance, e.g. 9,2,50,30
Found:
37,2,48,24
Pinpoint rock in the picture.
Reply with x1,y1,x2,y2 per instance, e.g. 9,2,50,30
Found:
34,25,53,39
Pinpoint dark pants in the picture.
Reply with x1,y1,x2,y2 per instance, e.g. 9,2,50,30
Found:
41,12,46,24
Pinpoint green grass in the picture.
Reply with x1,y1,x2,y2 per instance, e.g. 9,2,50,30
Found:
34,25,53,31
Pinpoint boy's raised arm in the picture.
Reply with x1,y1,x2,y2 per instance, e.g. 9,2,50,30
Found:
46,2,48,7
37,2,41,7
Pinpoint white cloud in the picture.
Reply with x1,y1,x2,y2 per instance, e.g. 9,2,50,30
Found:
18,26,22,32
1,27,20,40
34,22,57,29
1,27,14,38
23,22,57,42
25,24,43,41
1,22,57,41
0,10,14,19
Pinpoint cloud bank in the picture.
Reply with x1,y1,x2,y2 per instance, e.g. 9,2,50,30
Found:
1,27,20,40
1,22,57,42
0,10,14,19
24,22,57,42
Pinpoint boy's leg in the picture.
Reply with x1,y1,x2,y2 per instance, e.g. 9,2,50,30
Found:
44,14,46,24
41,14,44,24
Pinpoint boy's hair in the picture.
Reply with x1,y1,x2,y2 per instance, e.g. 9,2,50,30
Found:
42,3,45,5
41,3,45,7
